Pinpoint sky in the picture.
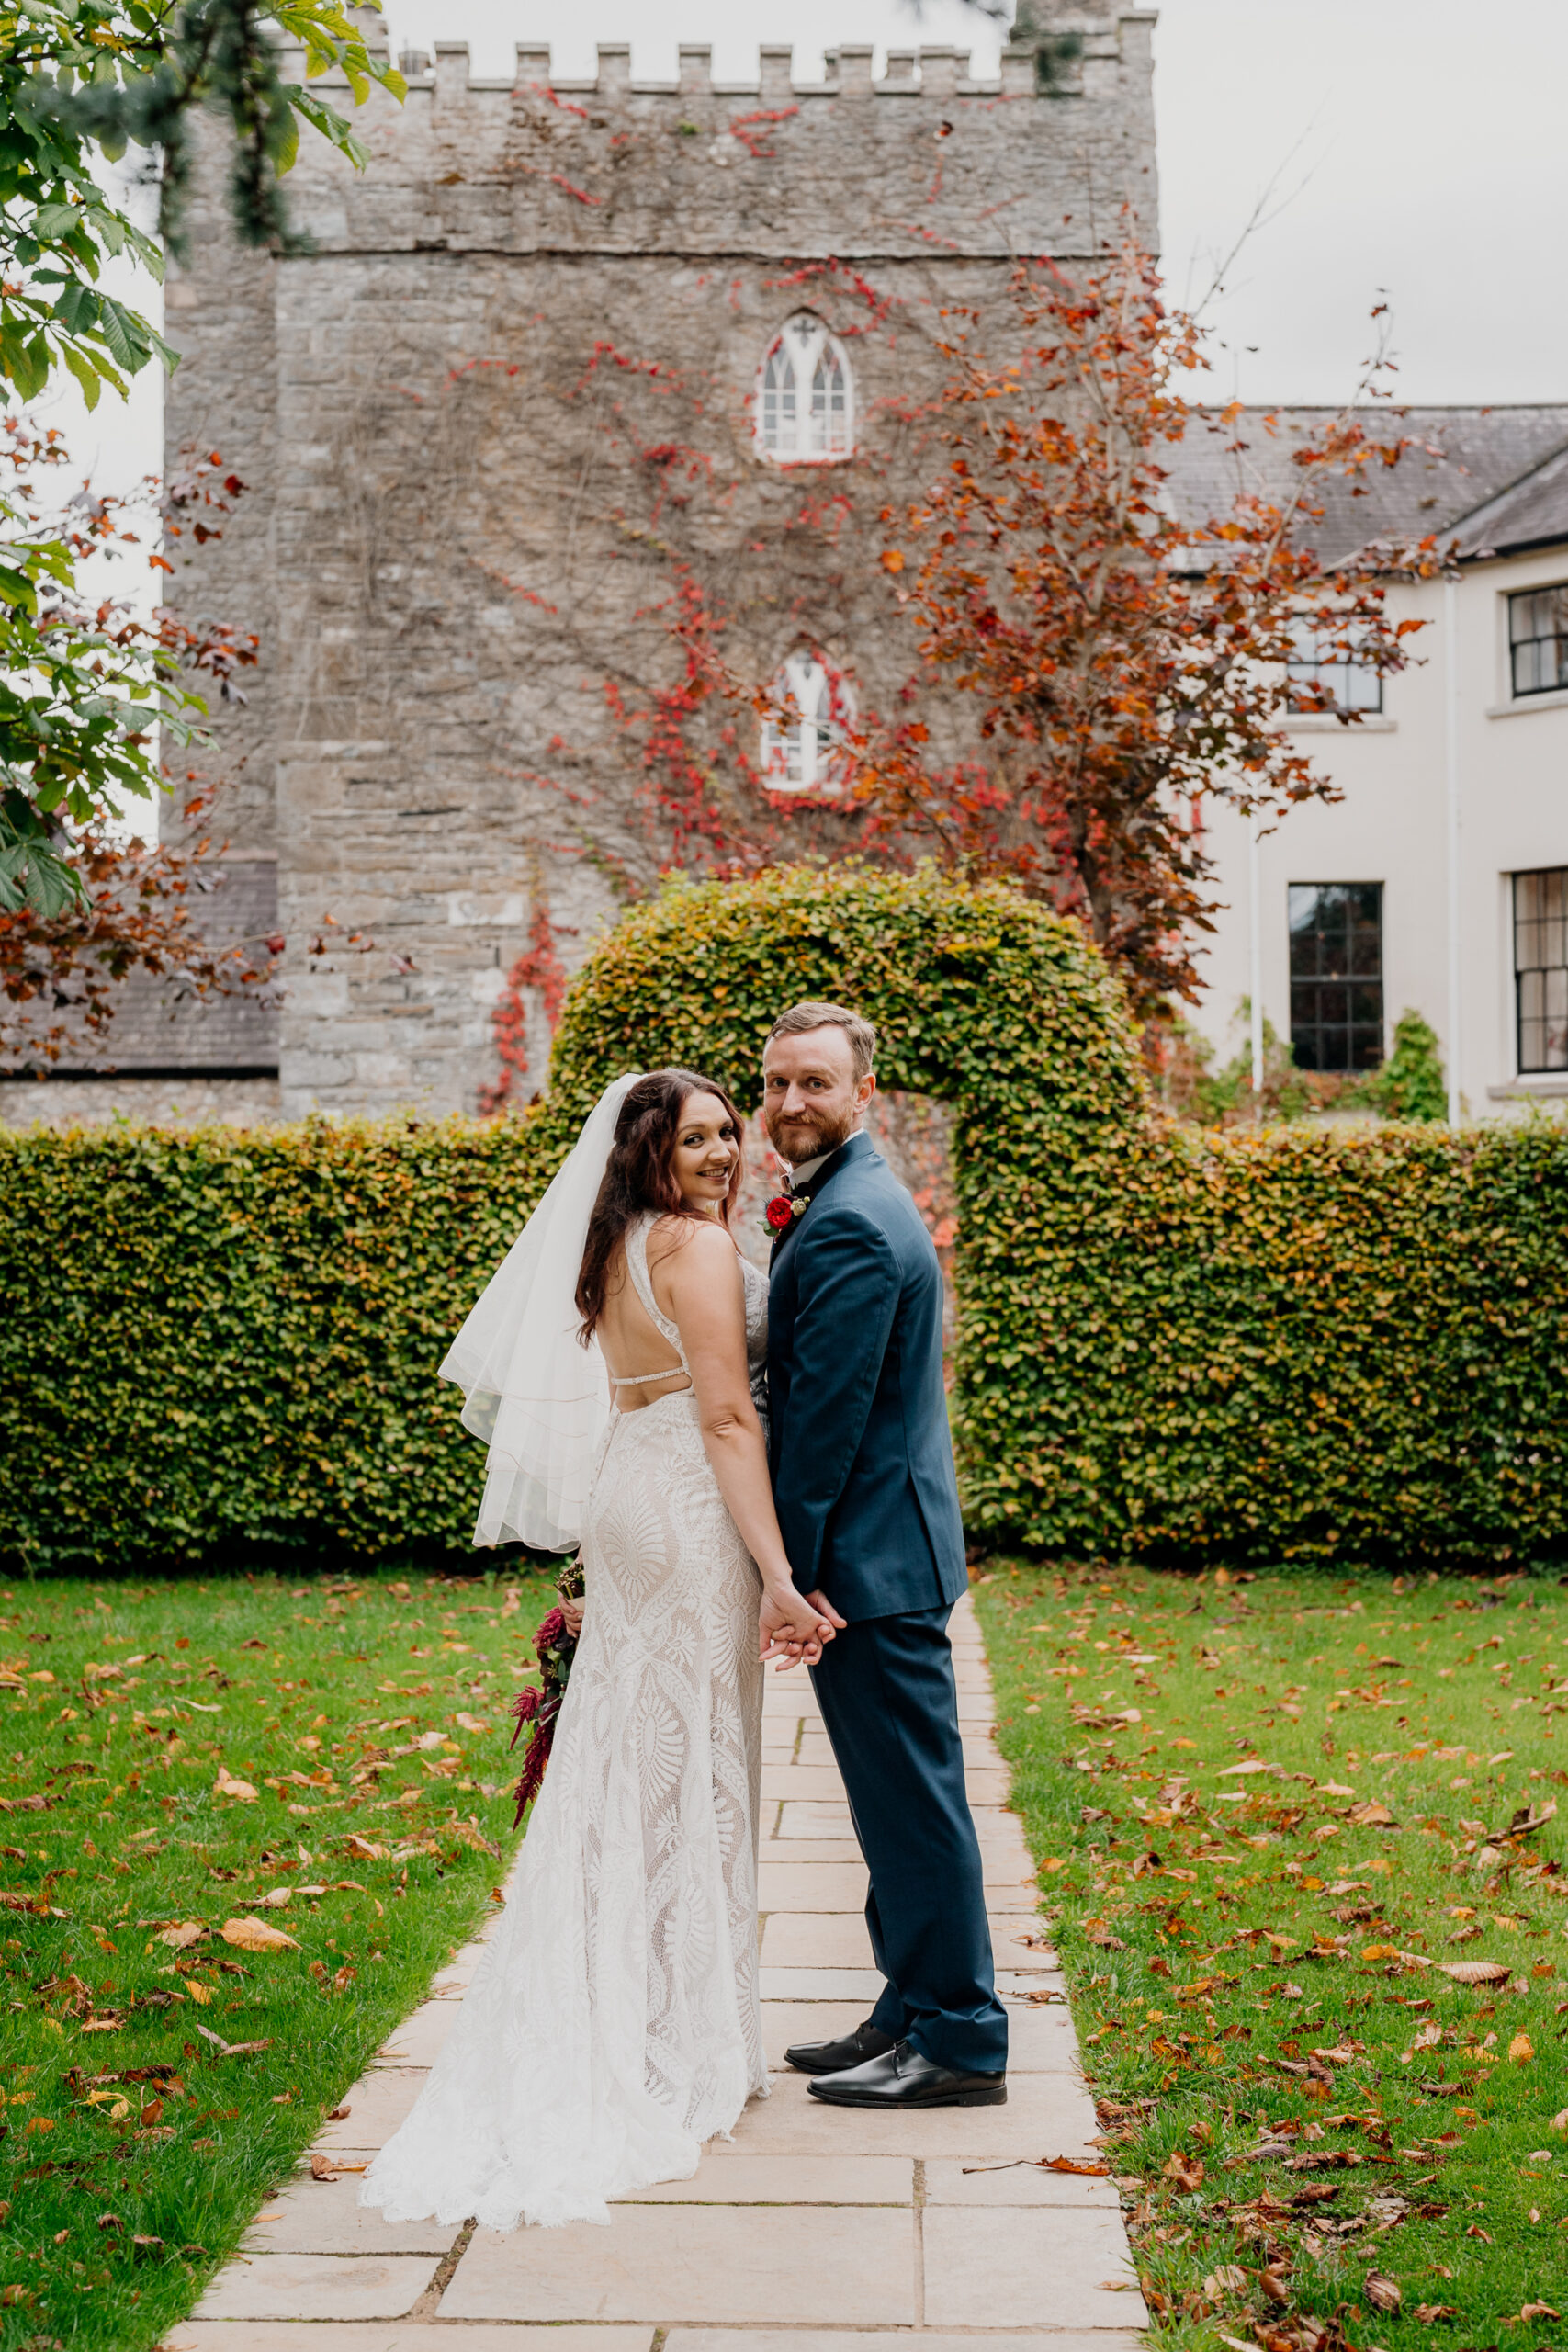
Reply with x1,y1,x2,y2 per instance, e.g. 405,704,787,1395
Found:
37,0,1568,509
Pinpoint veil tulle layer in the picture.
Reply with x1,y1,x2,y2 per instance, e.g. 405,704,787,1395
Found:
439,1075,642,1551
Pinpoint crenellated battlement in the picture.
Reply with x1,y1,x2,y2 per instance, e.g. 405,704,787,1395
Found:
268,11,1157,261
379,35,1134,103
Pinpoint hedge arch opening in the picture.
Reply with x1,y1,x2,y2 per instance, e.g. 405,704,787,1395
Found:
531,865,1151,1554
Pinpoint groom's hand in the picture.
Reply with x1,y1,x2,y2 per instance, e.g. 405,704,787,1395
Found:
759,1585,848,1672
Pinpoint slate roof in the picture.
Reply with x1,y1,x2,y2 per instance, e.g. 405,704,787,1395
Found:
1449,437,1568,560
1163,404,1568,566
9,856,280,1076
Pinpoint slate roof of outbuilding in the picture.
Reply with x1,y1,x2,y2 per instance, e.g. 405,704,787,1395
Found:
1448,437,1568,560
1163,404,1568,565
7,857,279,1076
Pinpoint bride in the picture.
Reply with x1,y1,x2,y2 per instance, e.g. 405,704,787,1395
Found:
360,1069,838,2231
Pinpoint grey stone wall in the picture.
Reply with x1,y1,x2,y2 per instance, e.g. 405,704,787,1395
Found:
0,1074,281,1132
142,7,1158,1125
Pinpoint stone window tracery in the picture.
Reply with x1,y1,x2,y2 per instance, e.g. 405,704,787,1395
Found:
759,650,853,792
755,313,854,464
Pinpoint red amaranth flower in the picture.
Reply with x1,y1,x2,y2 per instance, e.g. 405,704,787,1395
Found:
504,1595,581,1820
511,1734,549,1825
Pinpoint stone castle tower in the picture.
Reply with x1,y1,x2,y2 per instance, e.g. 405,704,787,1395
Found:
12,6,1157,1125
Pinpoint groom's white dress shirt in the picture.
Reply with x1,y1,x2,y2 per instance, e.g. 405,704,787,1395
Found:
786,1126,867,1190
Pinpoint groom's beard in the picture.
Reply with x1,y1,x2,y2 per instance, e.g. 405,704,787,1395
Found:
764,1102,856,1168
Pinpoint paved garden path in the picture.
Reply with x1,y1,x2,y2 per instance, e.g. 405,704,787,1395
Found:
172,1593,1146,2352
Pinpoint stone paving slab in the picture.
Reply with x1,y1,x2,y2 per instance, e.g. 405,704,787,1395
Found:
444,2206,918,2324
761,1912,1056,1973
243,2172,460,2256
774,1799,860,1838
924,2208,1142,2328
750,1838,866,1865
758,1965,887,2000
795,1731,998,1766
183,1591,1145,2346
758,1859,1034,1911
372,1998,457,2069
191,2254,439,2324
618,2153,912,2203
760,1911,878,1968
665,2335,1147,2352
756,1860,871,1905
761,1763,866,1801
171,2330,652,2352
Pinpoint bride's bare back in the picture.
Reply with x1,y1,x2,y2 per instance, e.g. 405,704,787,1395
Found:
596,1214,745,1414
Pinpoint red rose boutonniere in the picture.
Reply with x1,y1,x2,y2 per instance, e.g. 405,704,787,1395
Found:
765,1193,807,1232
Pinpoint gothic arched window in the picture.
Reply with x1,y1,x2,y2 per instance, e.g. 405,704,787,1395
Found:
755,313,854,464
759,650,853,792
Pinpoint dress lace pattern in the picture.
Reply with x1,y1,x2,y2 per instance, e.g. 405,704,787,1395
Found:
360,1214,769,2231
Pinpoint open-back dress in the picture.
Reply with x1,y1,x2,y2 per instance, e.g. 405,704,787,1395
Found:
360,1213,770,2229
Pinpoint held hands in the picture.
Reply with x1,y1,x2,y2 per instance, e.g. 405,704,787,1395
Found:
759,1581,847,1672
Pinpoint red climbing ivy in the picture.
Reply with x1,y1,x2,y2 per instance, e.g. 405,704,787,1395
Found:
651,240,1442,1013
478,899,570,1117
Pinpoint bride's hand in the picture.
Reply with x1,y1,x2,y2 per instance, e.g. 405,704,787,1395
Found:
558,1595,583,1639
759,1581,846,1672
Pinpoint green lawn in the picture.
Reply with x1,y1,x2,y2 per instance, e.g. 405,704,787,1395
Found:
0,1564,552,2352
12,1551,1564,2352
976,1562,1568,2352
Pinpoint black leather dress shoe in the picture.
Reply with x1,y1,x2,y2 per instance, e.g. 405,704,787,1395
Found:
784,2018,898,2075
807,2039,1007,2109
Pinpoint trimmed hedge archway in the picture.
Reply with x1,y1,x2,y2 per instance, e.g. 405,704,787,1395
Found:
528,865,1151,1554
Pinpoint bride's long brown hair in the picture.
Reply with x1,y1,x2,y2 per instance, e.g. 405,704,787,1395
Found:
575,1069,747,1341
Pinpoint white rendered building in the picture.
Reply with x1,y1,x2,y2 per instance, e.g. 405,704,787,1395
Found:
1175,409,1568,1117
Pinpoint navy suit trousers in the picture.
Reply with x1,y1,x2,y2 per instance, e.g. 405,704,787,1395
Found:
808,1602,1008,2076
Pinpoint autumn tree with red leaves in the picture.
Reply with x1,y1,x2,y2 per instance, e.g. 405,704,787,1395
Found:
843,242,1438,1011
374,240,1438,1044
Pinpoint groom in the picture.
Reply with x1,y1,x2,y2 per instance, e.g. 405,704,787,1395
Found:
761,1001,1008,2109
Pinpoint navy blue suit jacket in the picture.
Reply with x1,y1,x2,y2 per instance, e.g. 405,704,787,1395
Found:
767,1131,968,1622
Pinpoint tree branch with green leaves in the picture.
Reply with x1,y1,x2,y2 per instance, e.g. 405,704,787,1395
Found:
0,0,400,981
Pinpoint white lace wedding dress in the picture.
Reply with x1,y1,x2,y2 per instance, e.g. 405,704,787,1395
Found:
360,1215,769,2231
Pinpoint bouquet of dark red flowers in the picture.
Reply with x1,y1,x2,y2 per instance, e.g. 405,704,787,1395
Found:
507,1560,584,1826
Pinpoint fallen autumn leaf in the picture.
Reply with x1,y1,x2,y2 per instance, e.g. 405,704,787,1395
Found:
221,1916,299,1953
1365,2271,1403,2313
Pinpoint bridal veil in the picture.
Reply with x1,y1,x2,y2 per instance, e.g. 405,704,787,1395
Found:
440,1072,641,1551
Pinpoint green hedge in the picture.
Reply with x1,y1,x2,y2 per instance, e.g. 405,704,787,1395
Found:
4,865,1567,1570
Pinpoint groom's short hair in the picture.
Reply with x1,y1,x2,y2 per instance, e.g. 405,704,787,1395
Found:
766,1001,877,1080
